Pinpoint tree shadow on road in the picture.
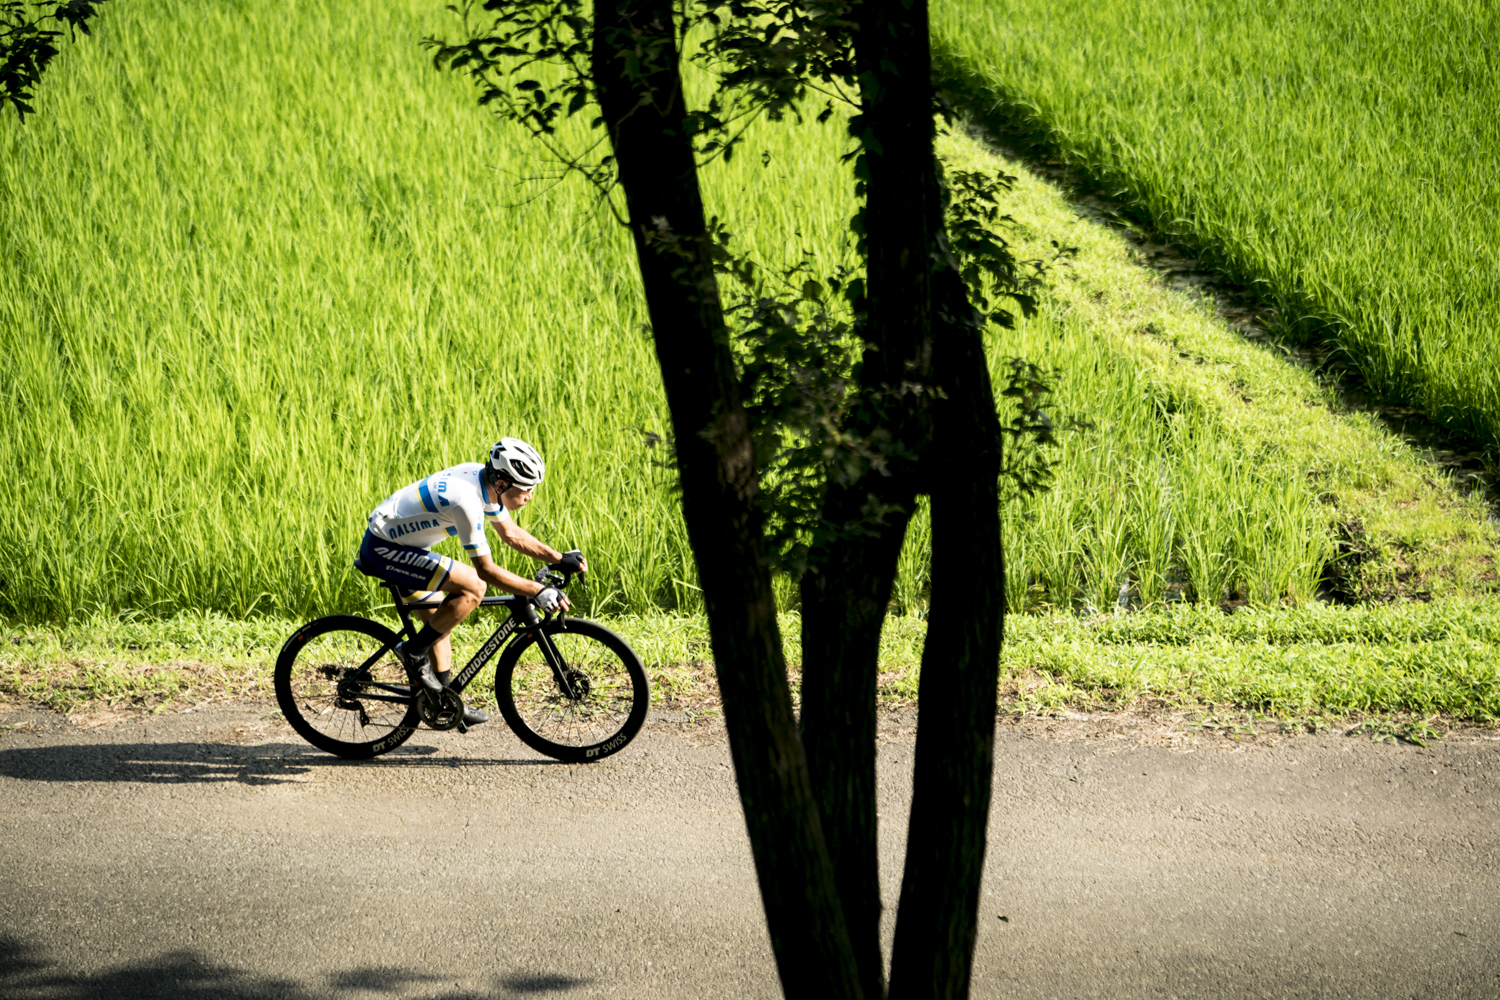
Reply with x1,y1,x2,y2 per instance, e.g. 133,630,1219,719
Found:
0,936,591,998
0,741,566,785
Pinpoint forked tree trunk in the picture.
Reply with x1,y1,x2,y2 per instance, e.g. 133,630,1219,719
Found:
591,0,1002,994
589,1,863,996
801,0,944,996
887,266,1006,999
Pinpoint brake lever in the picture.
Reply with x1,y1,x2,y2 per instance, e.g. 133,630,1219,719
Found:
534,566,567,587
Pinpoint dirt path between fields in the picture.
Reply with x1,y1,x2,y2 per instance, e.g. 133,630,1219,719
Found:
0,702,1496,999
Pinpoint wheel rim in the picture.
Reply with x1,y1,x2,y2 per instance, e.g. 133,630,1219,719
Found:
509,632,638,749
289,629,412,746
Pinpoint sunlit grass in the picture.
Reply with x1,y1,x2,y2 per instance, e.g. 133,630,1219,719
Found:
6,602,1499,722
0,0,851,620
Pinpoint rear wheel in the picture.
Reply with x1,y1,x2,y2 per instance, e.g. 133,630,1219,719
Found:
275,615,419,759
494,618,650,763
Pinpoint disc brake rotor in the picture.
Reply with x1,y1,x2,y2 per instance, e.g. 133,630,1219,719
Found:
564,669,591,700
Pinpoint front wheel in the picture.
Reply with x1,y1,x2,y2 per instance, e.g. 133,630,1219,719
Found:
275,615,420,759
494,618,650,763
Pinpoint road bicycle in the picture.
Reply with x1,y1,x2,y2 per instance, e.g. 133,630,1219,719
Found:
274,561,650,763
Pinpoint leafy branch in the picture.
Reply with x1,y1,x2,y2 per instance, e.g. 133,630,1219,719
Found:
432,0,1080,560
0,0,109,122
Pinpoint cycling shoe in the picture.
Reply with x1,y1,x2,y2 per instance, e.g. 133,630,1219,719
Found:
395,641,444,696
462,706,490,727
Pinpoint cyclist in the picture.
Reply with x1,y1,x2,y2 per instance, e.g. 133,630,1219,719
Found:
356,438,586,727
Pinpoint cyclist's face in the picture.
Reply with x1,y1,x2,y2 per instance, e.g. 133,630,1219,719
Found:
500,484,534,510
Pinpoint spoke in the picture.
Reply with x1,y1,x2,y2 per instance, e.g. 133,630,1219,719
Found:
292,632,410,743
510,632,636,748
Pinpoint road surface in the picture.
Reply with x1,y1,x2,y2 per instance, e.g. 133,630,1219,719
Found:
0,703,1496,998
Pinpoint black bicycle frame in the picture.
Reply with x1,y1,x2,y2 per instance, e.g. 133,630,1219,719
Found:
377,581,582,700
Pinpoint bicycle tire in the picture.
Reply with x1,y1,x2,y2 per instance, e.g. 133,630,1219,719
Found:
494,617,650,763
275,615,419,759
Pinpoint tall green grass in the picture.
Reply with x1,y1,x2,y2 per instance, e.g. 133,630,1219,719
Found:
0,0,856,619
934,0,1500,447
895,133,1495,613
0,0,1490,622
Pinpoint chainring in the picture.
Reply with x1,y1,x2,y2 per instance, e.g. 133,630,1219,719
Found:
417,688,465,731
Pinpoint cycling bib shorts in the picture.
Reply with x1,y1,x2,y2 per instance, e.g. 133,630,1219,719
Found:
358,530,454,594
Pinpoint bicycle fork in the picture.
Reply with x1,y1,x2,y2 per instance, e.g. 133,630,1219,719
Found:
533,622,584,700
506,600,583,701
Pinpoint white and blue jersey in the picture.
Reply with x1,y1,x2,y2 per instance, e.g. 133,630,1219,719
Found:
367,463,510,557
357,463,512,595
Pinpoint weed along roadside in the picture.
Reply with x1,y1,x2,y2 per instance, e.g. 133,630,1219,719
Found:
4,602,1499,739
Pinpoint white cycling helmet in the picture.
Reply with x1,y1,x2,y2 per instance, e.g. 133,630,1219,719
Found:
487,437,545,490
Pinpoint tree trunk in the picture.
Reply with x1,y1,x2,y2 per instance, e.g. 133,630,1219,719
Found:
799,495,910,1000
886,266,1006,1000
589,2,863,996
800,1,942,996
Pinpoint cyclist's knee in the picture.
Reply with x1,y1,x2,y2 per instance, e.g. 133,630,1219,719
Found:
445,565,485,605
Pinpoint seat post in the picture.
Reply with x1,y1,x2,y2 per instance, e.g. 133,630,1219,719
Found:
386,582,417,635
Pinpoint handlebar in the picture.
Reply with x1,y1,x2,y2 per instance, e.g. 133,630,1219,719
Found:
534,549,586,591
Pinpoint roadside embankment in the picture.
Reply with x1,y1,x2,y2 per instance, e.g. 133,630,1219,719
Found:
5,602,1498,733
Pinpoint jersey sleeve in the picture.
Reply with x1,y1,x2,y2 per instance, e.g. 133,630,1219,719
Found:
452,491,492,557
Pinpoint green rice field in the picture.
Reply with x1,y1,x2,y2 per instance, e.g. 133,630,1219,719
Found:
0,0,850,619
935,0,1500,448
0,0,1494,648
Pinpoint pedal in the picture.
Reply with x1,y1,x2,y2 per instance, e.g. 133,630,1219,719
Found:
456,721,469,735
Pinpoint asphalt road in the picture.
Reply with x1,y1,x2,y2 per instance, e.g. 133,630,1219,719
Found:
0,703,1496,999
